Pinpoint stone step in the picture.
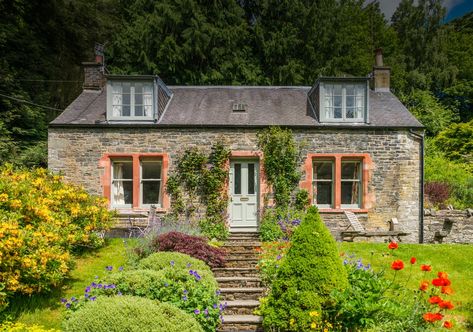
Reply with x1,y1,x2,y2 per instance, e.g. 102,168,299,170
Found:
228,235,260,241
219,315,263,332
221,300,260,315
226,252,259,260
225,238,262,245
226,257,259,268
223,242,262,252
220,287,265,301
216,277,262,288
212,267,260,278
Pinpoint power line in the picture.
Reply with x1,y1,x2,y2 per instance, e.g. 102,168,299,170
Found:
0,92,64,112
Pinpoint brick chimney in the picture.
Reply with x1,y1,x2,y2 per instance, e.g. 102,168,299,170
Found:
82,44,105,90
372,48,390,92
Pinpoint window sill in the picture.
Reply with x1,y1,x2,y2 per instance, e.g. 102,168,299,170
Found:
113,207,167,215
318,208,368,213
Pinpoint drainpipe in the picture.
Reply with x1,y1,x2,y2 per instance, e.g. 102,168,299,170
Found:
409,129,424,243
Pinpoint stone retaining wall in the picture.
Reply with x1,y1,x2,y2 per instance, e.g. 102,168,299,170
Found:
423,209,473,244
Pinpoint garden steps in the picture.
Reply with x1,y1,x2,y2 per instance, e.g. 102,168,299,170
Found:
214,233,264,331
220,287,265,301
213,267,260,278
221,300,260,315
216,277,262,288
218,315,263,331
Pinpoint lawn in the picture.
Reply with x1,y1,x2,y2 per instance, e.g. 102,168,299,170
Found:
339,242,473,331
6,238,133,330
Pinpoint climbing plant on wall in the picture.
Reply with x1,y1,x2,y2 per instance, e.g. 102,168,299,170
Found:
257,127,304,208
165,142,230,240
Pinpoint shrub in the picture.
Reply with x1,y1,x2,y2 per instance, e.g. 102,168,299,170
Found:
0,165,113,310
260,207,303,241
256,241,290,287
0,322,59,332
63,295,203,332
138,252,212,275
260,206,348,331
98,268,220,332
424,182,451,208
330,259,428,331
147,231,226,268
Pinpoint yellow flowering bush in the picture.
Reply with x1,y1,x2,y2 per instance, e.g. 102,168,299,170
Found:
0,322,59,332
0,165,114,311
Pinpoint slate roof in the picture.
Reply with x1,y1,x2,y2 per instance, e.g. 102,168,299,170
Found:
50,85,423,128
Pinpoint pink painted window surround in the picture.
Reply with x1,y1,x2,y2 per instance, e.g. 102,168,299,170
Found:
99,153,170,211
300,153,374,213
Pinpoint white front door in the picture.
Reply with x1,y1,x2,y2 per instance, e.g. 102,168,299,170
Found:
229,160,258,231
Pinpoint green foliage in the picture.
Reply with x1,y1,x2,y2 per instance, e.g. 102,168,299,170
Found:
165,142,230,240
424,153,473,208
137,252,212,277
256,241,290,287
433,120,473,164
259,207,303,242
260,207,348,331
258,127,300,208
0,165,114,310
63,295,203,332
295,189,310,211
330,261,428,331
401,89,457,136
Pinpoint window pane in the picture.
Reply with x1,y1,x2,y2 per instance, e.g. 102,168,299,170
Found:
334,95,342,107
341,162,360,179
122,105,130,116
113,161,133,179
334,85,342,95
135,105,143,116
334,107,342,118
346,85,355,95
234,163,241,194
142,181,161,204
248,163,255,195
316,182,332,205
341,182,360,205
122,94,130,106
135,93,143,105
314,162,332,180
134,83,142,94
346,96,354,107
113,180,133,205
346,108,355,118
122,83,131,94
142,162,161,179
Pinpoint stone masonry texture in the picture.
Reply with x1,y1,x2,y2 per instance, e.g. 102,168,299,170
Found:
48,127,422,242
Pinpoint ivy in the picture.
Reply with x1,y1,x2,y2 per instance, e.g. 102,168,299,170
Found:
257,127,303,209
165,142,230,240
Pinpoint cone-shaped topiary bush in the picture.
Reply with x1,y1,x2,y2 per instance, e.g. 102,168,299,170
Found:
261,206,348,331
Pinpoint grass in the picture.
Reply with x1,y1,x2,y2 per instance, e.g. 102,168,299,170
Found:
5,238,134,330
339,242,473,331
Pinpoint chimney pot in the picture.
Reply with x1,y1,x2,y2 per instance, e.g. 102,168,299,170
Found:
372,48,390,92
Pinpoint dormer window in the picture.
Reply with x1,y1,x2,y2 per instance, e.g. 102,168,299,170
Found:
106,78,156,121
308,78,369,123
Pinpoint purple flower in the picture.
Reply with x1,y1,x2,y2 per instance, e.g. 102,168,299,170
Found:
182,296,188,301
170,260,175,267
364,264,371,271
216,290,221,295
204,308,209,316
97,284,103,289
94,275,99,279
213,303,218,309
186,263,192,268
220,315,224,323
106,265,113,271
164,282,169,287
71,297,77,302
276,255,282,260
84,293,89,298
91,282,97,288
90,296,97,301
60,298,67,303
85,286,91,293
183,289,188,294
118,266,124,271
189,270,194,275
109,284,116,289
194,309,200,315
117,292,122,296
343,259,348,265
65,302,71,309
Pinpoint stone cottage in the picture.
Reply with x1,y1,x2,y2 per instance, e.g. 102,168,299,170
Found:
48,51,424,242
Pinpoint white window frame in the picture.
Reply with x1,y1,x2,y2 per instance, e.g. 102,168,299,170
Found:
340,160,362,209
111,159,133,208
312,160,334,209
106,80,156,121
140,159,162,208
319,81,368,123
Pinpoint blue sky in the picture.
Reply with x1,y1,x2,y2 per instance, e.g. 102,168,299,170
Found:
372,0,473,22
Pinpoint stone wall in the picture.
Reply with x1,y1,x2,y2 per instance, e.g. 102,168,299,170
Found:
48,127,422,242
423,209,473,243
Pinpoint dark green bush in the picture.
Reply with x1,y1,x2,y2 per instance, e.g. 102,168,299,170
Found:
63,295,203,332
260,206,348,331
138,252,212,275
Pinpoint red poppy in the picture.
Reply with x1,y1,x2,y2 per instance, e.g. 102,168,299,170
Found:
419,280,429,291
439,301,454,310
443,321,453,329
429,296,442,304
441,286,454,295
423,312,443,322
388,241,398,250
410,257,416,264
421,264,432,272
438,271,448,279
391,260,404,270
432,278,451,287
